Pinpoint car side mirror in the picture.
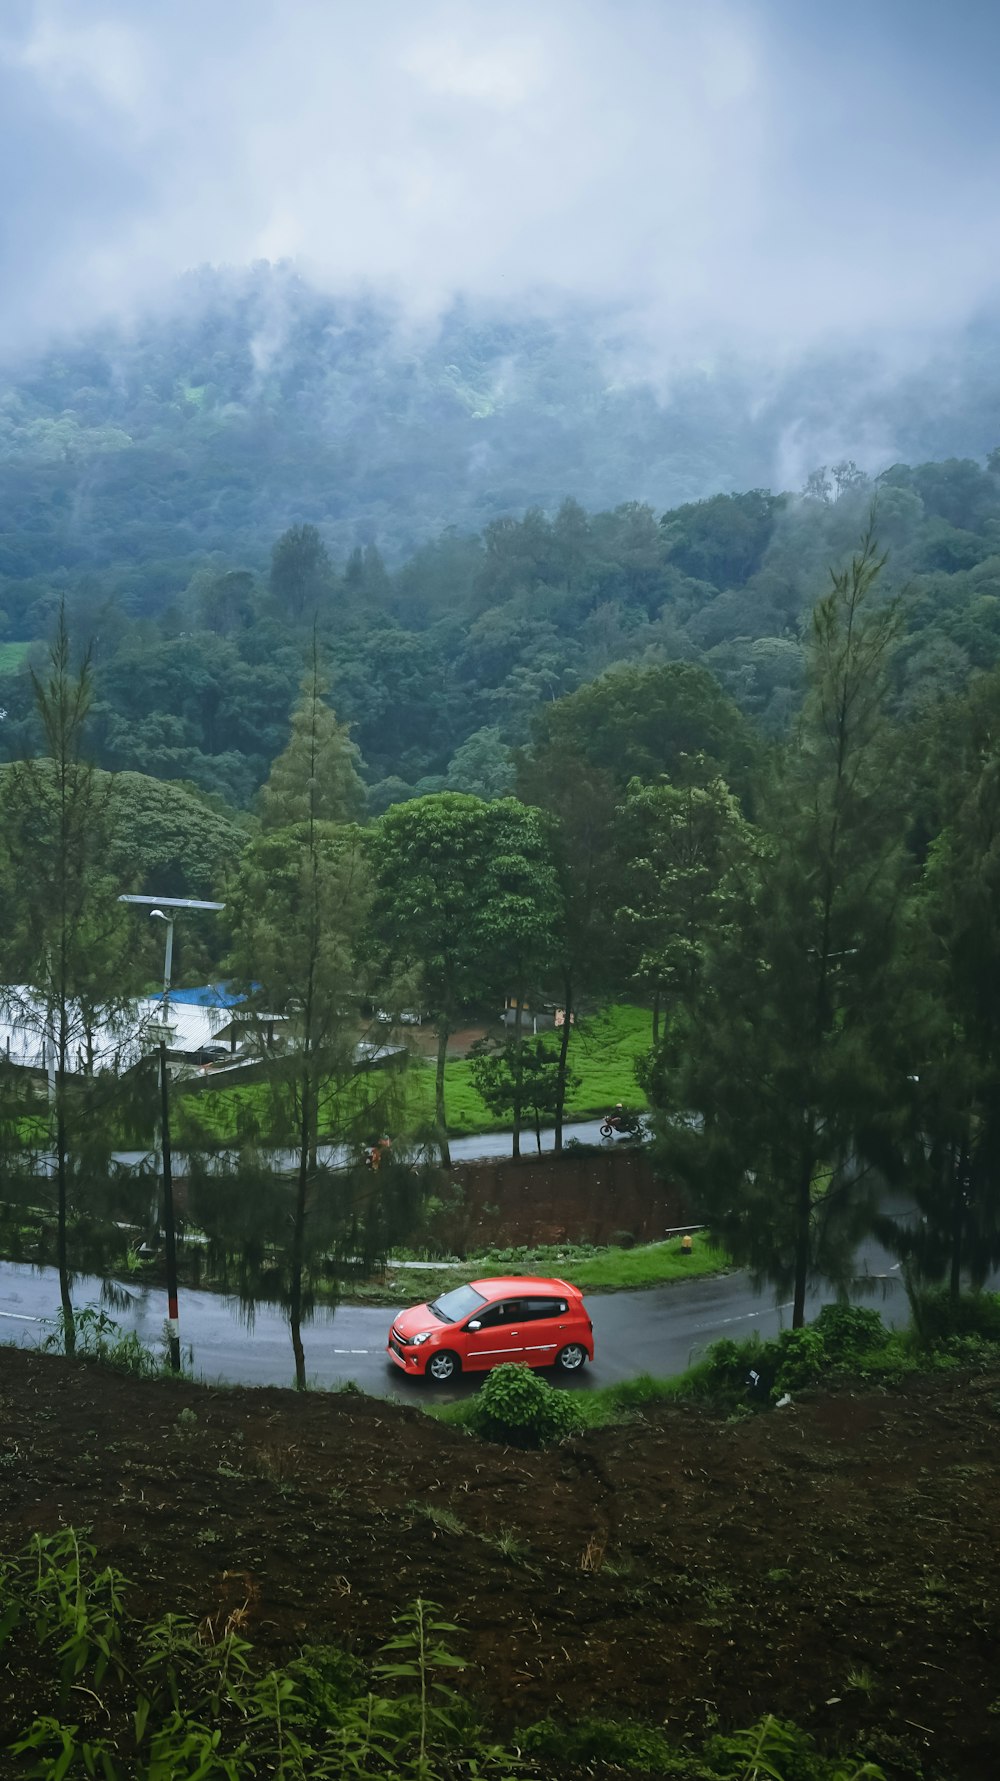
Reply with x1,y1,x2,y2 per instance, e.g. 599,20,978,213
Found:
466,1320,482,1331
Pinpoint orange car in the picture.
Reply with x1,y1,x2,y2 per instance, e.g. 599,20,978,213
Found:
387,1275,594,1384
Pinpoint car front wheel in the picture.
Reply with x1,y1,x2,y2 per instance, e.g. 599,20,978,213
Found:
426,1350,460,1383
555,1343,588,1372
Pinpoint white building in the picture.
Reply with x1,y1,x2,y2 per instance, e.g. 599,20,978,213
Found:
0,984,243,1077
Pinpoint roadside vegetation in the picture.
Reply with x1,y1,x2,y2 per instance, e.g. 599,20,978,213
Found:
45,1287,1000,1435
367,1233,726,1310
436,1295,1000,1448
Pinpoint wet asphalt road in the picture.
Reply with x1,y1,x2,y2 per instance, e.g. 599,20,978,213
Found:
0,1228,909,1403
80,1118,618,1178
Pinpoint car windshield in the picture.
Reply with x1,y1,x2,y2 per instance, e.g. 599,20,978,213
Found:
428,1285,487,1324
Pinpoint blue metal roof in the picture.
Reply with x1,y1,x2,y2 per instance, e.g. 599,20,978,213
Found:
154,984,246,1009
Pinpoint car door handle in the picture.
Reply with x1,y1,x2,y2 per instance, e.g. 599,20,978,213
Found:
509,1330,519,1336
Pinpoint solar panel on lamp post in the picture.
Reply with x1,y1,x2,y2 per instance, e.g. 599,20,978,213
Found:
119,894,225,1373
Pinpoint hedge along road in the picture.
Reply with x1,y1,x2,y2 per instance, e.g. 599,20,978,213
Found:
0,1218,910,1402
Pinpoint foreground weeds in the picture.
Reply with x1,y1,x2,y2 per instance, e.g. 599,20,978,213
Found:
0,1529,884,1780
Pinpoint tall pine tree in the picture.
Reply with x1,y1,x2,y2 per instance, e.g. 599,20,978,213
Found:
0,608,136,1353
647,524,908,1324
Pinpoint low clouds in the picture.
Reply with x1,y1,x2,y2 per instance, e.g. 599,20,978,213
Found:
1,0,999,361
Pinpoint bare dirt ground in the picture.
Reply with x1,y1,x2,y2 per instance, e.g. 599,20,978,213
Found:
404,1021,492,1059
1,1347,998,1778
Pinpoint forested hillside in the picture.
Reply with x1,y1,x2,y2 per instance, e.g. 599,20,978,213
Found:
2,426,999,809
1,268,999,807
2,265,1000,576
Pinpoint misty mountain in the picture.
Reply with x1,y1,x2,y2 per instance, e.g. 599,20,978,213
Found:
2,265,1000,609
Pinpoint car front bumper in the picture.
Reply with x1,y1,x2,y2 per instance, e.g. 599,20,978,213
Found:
387,1339,422,1372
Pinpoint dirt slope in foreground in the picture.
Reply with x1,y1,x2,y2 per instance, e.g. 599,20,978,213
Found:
1,1348,998,1778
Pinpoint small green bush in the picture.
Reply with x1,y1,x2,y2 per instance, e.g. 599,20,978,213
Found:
915,1288,1000,1345
465,1364,587,1448
698,1309,895,1408
702,1334,779,1402
772,1326,827,1393
41,1306,167,1379
519,1713,685,1772
522,1710,886,1780
705,1714,885,1780
813,1303,890,1365
937,1333,1000,1370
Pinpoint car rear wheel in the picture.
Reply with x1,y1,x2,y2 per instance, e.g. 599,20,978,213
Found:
555,1343,588,1372
426,1350,460,1383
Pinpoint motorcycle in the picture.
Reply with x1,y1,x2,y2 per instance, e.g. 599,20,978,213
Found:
600,1112,643,1139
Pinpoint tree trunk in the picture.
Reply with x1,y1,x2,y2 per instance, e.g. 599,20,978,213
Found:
289,1071,310,1391
55,1098,75,1357
792,1153,813,1329
652,987,661,1047
950,1138,968,1306
554,971,573,1154
511,989,524,1160
435,1024,451,1167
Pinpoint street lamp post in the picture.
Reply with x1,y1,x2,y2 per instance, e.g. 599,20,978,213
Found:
119,894,225,1373
150,909,179,1372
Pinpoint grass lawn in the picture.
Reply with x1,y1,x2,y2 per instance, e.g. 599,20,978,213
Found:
572,1235,727,1290
180,1003,656,1144
349,1232,726,1307
0,641,30,672
383,1001,654,1138
174,1072,393,1144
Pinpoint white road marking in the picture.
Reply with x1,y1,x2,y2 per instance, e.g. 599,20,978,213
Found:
332,1347,373,1354
695,1300,794,1330
0,1310,41,1322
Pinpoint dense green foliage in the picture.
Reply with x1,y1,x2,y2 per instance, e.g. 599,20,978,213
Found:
460,1362,588,1448
441,1301,1000,1436
3,283,1000,817
5,392,1000,1323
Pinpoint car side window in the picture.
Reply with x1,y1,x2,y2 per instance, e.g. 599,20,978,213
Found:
521,1298,561,1320
472,1301,515,1328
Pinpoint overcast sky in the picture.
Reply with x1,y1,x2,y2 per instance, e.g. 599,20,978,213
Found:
2,0,999,360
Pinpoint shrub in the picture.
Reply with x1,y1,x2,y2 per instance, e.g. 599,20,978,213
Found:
702,1334,781,1402
698,1310,894,1408
519,1713,684,1772
937,1333,1000,1370
914,1289,1000,1346
465,1364,587,1448
772,1326,827,1393
813,1303,890,1365
41,1306,167,1379
705,1714,885,1780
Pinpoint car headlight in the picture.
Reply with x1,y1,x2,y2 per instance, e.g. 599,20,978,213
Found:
412,1331,433,1345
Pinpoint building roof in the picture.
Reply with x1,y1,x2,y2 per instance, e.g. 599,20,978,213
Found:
0,987,232,1073
153,984,246,1010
